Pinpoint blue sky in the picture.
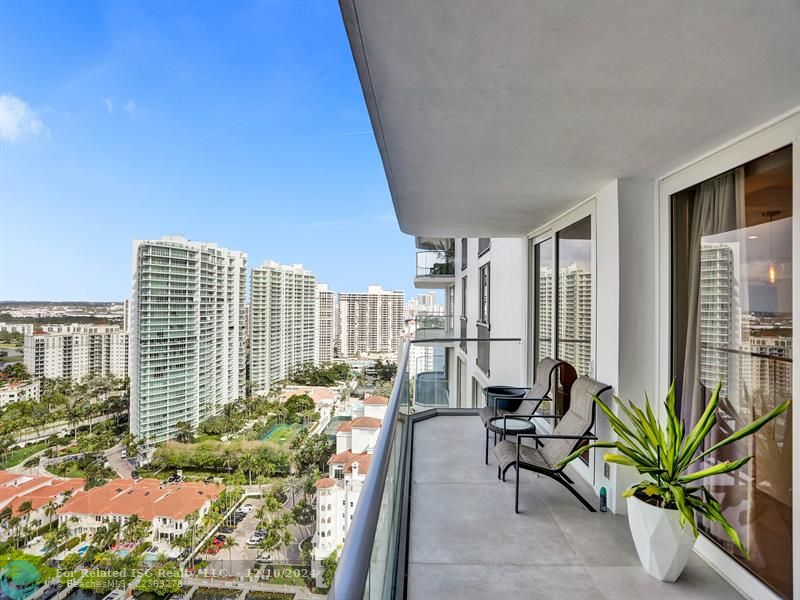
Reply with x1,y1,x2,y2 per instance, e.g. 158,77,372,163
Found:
0,0,417,301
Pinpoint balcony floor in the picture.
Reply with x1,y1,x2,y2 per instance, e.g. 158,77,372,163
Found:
408,415,742,600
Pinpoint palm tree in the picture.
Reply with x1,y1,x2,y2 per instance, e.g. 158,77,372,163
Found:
0,505,12,535
225,537,240,576
222,448,235,474
9,516,21,549
123,514,138,543
19,500,33,544
185,510,199,556
263,493,282,521
175,421,193,444
171,533,192,558
239,452,257,486
124,514,149,544
44,500,58,531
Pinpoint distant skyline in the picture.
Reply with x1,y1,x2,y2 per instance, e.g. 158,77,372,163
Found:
0,1,416,301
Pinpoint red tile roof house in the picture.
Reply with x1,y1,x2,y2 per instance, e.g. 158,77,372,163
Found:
0,471,85,540
57,478,223,545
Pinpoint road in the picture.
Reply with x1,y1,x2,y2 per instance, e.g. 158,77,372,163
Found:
106,443,134,478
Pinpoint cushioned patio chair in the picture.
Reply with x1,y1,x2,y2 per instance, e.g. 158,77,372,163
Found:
480,357,562,464
493,376,612,513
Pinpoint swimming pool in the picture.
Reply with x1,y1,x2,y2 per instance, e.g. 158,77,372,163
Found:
77,545,89,555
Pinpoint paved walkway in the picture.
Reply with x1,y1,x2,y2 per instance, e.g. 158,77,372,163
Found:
407,415,742,600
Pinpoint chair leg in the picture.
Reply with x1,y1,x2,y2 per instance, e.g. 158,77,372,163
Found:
485,427,489,465
552,473,597,512
515,465,520,513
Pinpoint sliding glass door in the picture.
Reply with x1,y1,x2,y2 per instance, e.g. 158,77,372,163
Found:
557,216,593,377
671,145,793,598
530,207,595,419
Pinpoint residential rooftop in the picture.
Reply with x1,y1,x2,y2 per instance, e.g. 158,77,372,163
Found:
57,478,223,521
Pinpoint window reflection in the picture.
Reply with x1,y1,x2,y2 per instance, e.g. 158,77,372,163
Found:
557,216,592,377
671,145,793,598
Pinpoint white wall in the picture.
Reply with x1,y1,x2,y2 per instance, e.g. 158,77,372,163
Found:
452,237,528,408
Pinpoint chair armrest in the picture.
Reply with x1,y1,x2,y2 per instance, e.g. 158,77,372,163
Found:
516,433,598,443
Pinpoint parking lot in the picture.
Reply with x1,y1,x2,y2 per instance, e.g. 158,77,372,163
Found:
204,497,266,576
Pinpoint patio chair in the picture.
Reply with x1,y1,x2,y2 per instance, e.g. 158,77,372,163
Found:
493,376,612,513
480,357,563,464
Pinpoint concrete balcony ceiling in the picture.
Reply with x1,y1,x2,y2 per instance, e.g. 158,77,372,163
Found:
340,0,800,236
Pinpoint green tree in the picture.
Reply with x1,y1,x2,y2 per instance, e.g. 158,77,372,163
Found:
137,562,182,595
322,550,339,589
291,432,333,474
239,451,257,486
284,394,315,420
175,421,194,443
1,363,29,381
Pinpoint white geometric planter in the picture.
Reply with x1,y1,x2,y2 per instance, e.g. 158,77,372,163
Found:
627,495,696,582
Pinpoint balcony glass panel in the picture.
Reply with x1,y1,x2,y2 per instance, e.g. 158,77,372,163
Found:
416,250,454,278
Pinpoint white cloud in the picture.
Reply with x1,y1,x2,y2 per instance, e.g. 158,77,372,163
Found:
102,98,113,114
123,100,136,115
0,94,49,142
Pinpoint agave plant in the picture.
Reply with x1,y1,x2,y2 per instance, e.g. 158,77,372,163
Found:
558,382,790,557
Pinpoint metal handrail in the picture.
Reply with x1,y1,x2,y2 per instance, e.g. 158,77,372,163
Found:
699,342,792,363
329,341,411,599
411,336,521,344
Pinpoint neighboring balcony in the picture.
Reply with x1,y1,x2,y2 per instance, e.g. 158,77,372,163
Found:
414,370,448,409
329,342,741,600
414,311,454,341
414,250,455,288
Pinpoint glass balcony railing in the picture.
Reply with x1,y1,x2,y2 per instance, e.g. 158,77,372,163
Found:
414,311,454,340
415,250,455,278
330,335,522,599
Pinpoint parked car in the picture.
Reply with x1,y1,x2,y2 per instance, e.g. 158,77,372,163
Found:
120,449,127,459
241,503,253,512
255,553,273,564
219,526,234,534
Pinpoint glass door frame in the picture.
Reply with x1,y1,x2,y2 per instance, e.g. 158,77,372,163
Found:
657,110,800,600
527,199,598,484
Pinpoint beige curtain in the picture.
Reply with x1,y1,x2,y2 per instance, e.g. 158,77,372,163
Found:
679,167,747,548
680,168,745,426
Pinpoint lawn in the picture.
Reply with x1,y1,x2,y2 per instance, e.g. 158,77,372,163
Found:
260,423,302,448
47,463,87,478
0,443,48,468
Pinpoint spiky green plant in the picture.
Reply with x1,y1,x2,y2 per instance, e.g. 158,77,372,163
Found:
558,382,790,557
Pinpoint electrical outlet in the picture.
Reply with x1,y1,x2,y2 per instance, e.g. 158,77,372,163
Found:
604,462,610,479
